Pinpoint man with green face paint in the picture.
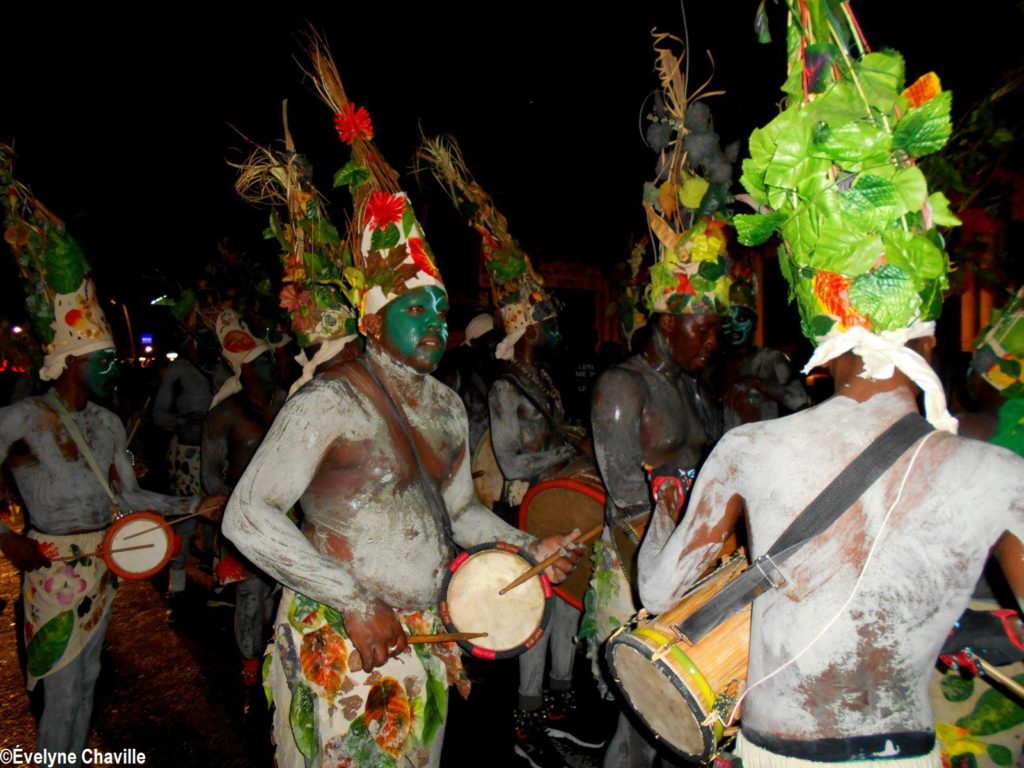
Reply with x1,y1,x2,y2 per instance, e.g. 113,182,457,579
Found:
0,147,227,754
222,51,581,768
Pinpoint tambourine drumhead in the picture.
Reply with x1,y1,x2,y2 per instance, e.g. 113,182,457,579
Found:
440,543,551,660
102,511,173,580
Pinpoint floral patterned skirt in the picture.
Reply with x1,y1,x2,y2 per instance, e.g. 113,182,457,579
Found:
265,589,470,768
23,529,117,690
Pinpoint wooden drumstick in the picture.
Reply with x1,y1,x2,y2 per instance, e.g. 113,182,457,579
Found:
349,632,489,672
122,508,207,541
976,654,1024,700
498,523,604,596
51,543,155,562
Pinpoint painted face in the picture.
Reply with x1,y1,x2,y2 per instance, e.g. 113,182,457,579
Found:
537,318,562,351
241,351,276,388
725,307,757,348
663,313,722,372
83,348,119,397
380,286,449,373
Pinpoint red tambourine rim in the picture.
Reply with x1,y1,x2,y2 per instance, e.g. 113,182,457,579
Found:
438,541,552,661
518,478,606,611
101,511,173,580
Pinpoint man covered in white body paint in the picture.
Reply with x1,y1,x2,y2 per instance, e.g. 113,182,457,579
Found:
223,41,580,768
0,145,226,754
638,8,1024,766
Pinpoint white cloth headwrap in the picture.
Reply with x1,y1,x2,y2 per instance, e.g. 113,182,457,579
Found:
210,344,272,410
288,334,358,397
802,321,958,434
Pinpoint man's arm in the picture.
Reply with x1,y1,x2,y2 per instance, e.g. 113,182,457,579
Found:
488,379,575,482
201,403,232,496
222,380,375,615
0,401,50,569
591,368,648,512
152,364,182,432
638,446,743,614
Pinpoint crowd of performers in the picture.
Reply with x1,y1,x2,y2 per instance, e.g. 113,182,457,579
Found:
2,6,1024,768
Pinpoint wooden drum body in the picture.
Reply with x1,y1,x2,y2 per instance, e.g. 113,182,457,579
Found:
606,554,751,761
439,542,552,660
100,511,174,580
519,469,605,610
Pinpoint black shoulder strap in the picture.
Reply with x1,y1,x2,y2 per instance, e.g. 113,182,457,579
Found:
675,412,933,643
357,358,457,556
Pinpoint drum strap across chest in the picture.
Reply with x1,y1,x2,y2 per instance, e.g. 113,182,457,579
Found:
45,390,121,517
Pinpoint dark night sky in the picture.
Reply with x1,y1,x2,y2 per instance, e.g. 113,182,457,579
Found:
2,2,1021,347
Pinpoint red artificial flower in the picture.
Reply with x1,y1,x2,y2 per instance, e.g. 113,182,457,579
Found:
364,191,406,230
408,237,440,280
333,105,374,145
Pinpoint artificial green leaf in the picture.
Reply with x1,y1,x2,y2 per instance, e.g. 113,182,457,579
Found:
838,175,899,230
812,120,892,171
401,204,416,238
764,122,815,192
892,166,928,215
811,224,882,276
882,230,946,284
893,91,952,158
370,224,401,251
333,160,370,192
44,234,87,294
754,0,771,43
856,51,905,112
927,191,961,228
779,209,820,267
27,611,75,678
171,290,197,322
316,218,340,245
807,314,837,339
848,264,920,330
739,158,768,204
918,280,945,322
734,212,786,246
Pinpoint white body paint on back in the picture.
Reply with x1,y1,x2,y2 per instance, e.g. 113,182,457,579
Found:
639,390,1024,740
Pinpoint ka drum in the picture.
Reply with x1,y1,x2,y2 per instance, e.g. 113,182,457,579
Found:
606,553,751,762
99,511,174,580
439,542,552,660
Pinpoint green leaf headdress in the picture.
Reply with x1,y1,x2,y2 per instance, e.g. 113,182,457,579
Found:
642,32,735,318
302,33,444,330
417,134,556,360
2,143,115,381
734,0,960,432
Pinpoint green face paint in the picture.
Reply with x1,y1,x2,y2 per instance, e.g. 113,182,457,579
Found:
381,286,449,373
726,307,756,348
84,349,119,398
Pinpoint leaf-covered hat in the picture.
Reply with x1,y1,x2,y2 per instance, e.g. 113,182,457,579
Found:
974,287,1024,399
734,1,959,432
304,35,444,331
209,307,272,409
2,144,115,381
418,135,556,360
642,33,734,317
234,106,358,392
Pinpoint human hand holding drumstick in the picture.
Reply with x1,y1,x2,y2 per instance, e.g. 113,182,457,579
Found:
503,525,601,594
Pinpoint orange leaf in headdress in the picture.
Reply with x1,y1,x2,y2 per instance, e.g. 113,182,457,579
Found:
334,105,374,145
813,272,868,329
364,192,405,230
902,72,941,108
408,238,440,280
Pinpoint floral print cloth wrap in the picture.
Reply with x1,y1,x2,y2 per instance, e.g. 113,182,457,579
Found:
266,588,470,768
23,529,116,689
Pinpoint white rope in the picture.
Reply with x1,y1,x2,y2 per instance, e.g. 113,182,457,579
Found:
727,430,939,724
802,322,958,434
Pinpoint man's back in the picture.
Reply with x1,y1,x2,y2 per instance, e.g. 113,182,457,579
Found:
641,390,1024,743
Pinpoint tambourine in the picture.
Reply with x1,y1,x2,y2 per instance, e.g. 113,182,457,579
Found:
99,511,174,580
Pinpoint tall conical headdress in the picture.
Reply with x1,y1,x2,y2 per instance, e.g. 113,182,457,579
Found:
642,33,735,318
234,102,358,391
734,1,960,431
302,34,444,331
2,144,115,381
418,135,556,360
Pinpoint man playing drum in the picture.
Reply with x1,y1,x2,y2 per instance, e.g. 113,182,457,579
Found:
222,45,580,768
0,147,226,754
420,133,603,765
639,9,1024,766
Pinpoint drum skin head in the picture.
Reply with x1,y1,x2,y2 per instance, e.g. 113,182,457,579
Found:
607,636,712,760
519,478,605,610
439,542,552,660
101,511,173,580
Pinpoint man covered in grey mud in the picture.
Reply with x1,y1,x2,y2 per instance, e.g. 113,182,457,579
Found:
0,146,226,754
639,9,1024,766
201,309,286,701
420,131,605,765
223,47,580,768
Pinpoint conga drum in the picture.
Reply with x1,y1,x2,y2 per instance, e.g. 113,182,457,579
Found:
439,542,552,660
606,553,751,762
518,462,605,610
100,510,174,580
